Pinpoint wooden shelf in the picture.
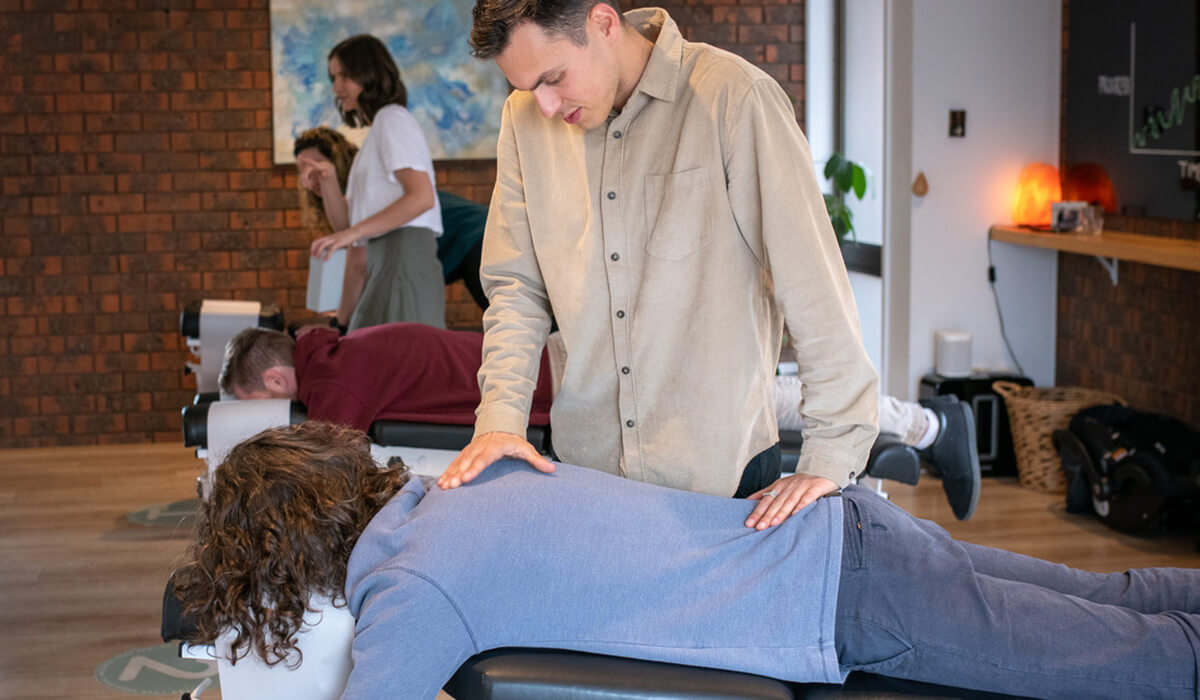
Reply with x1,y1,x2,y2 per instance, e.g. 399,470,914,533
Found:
989,224,1200,273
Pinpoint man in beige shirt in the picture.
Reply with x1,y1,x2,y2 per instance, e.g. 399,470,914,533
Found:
440,1,882,530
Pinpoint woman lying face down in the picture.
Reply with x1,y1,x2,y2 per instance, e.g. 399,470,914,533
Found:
176,422,1200,700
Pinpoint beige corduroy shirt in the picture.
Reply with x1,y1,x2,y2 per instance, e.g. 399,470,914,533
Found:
474,7,879,497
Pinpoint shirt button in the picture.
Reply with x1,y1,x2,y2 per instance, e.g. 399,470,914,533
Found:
621,366,630,374
610,252,620,261
625,419,635,428
848,471,857,480
613,130,623,138
616,310,625,319
607,191,616,200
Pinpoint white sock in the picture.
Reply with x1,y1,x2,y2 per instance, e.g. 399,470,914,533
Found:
913,407,940,449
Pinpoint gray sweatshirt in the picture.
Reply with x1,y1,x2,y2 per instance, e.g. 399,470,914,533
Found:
343,459,846,698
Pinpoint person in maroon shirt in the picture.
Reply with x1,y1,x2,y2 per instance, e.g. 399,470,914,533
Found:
220,322,981,519
218,323,555,433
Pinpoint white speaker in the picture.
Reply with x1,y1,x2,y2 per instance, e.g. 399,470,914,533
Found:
935,330,972,378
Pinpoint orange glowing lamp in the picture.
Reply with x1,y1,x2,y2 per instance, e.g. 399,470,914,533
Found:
1062,162,1117,213
1011,163,1062,226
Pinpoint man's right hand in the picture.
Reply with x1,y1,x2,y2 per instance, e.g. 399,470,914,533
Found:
438,431,555,490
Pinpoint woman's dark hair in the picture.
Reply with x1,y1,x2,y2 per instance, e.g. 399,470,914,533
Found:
292,126,358,235
328,34,407,127
470,0,622,60
172,421,410,666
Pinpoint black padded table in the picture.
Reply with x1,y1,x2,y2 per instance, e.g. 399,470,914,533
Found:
446,648,1030,700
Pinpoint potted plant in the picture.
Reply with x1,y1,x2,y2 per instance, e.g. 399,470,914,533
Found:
823,152,867,244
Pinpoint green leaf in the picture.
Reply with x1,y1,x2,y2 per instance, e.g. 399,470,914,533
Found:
851,165,867,200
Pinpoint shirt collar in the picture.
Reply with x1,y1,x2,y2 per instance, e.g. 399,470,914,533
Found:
625,7,682,104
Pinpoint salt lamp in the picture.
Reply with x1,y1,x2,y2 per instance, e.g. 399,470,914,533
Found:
1011,162,1061,226
1062,162,1117,213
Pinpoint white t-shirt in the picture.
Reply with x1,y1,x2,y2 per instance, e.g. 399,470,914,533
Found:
345,104,443,235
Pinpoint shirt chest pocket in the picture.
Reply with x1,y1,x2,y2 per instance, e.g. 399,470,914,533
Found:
643,168,713,261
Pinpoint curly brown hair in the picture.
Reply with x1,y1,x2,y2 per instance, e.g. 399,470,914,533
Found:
293,126,358,237
173,421,410,666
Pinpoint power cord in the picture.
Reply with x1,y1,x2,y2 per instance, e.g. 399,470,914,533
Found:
986,237,1027,377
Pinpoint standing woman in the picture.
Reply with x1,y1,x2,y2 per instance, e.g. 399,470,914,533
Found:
305,34,445,331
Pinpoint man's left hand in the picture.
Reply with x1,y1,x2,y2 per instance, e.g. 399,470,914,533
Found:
744,473,838,530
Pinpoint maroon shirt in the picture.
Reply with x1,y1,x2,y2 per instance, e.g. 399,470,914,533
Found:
293,324,554,432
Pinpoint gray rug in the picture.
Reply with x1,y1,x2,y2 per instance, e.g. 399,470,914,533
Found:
127,499,200,529
95,642,219,696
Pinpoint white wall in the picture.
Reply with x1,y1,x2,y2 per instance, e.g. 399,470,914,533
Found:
843,0,887,382
886,0,1061,397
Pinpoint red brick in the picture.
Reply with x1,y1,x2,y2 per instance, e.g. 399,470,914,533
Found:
226,90,268,110
55,92,112,113
169,90,226,111
114,92,169,113
117,212,173,233
143,70,197,92
113,51,167,72
198,150,254,170
202,191,256,210
35,274,89,295
27,113,84,134
143,111,199,132
59,134,115,158
4,175,59,196
172,171,228,191
230,210,281,229
118,252,175,273
146,192,201,212
114,132,169,152
117,173,172,193
88,193,144,214
174,211,229,231
37,353,95,375
85,112,143,132
170,130,226,151
3,134,57,155
59,174,115,194
54,52,112,73
84,73,139,94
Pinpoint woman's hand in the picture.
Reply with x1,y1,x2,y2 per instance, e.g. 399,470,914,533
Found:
296,152,337,194
310,228,360,261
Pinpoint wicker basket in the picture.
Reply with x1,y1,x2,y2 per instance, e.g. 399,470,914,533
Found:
992,381,1124,493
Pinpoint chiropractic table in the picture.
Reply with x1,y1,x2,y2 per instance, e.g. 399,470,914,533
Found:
169,300,1015,699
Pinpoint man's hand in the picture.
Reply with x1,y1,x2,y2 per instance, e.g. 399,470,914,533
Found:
744,473,838,530
438,431,555,490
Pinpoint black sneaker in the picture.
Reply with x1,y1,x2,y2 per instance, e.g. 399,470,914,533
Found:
919,396,981,520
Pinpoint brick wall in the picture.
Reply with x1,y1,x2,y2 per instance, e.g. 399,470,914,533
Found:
1054,217,1200,428
0,0,492,447
0,0,805,448
625,0,806,125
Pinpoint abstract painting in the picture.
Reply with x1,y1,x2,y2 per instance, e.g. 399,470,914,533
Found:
269,0,510,163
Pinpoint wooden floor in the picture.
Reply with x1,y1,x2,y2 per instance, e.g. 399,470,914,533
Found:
1,443,1197,699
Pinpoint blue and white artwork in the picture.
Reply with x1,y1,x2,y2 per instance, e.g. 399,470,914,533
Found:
270,0,510,163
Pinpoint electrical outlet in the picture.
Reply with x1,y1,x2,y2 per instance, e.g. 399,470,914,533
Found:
949,110,966,138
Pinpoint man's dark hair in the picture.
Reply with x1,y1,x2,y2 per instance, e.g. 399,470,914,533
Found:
470,0,622,60
173,422,410,666
328,34,407,127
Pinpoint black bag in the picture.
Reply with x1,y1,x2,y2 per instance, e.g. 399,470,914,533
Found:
1053,404,1200,535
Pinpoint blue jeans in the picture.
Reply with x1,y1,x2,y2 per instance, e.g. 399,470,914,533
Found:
836,486,1200,699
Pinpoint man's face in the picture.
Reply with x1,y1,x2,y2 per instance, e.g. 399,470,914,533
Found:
495,20,619,131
